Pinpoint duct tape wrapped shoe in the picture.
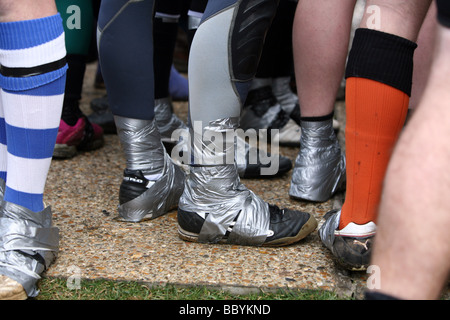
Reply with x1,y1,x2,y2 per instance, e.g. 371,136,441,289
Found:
272,76,301,125
235,134,292,179
240,86,301,147
0,201,59,298
118,151,185,222
114,116,186,222
177,165,317,247
319,209,376,271
289,118,346,202
154,97,187,146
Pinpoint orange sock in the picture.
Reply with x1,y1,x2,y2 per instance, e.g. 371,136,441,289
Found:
339,77,409,229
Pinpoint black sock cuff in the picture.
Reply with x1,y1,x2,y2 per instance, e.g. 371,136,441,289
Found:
345,28,417,96
300,112,334,122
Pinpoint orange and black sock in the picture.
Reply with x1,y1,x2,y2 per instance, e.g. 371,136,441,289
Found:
340,28,417,229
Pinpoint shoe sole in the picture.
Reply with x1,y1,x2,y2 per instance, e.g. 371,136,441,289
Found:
53,137,104,159
177,214,318,247
115,203,179,223
53,144,77,158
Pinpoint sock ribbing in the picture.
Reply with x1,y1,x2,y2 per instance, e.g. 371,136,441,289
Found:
345,28,417,96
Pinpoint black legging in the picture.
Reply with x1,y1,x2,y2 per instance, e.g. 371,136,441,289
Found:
97,0,184,119
436,0,450,28
98,0,156,120
154,0,184,99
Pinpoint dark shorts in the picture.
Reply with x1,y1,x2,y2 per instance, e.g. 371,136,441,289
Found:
436,0,450,28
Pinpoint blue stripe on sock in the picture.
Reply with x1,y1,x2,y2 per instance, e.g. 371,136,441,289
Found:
5,124,58,159
4,187,44,212
2,73,66,96
0,14,64,50
0,118,6,145
0,171,6,182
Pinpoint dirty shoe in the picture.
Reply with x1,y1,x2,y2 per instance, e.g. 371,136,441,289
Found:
177,165,317,247
319,209,375,270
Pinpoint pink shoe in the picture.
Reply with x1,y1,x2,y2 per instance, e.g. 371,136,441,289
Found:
53,117,104,158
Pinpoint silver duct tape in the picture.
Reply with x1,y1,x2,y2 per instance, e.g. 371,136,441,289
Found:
0,219,59,252
187,15,202,30
289,119,346,202
272,77,298,114
118,152,185,222
226,192,270,246
0,178,4,200
240,102,282,130
180,118,270,246
191,118,239,166
154,97,187,143
154,12,180,24
114,116,165,175
0,202,59,297
180,165,270,246
235,134,252,176
318,210,341,250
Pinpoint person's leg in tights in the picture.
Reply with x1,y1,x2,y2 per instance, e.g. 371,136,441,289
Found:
269,0,300,124
240,0,302,147
366,0,450,300
319,0,432,270
153,0,188,147
289,0,355,202
54,0,104,159
97,0,185,223
0,0,67,299
177,0,317,247
183,0,294,180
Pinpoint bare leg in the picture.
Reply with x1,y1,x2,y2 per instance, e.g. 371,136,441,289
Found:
370,23,450,300
0,0,57,21
409,2,437,110
292,0,356,117
288,0,355,202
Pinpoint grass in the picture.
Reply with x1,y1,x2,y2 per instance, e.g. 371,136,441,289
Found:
32,277,345,300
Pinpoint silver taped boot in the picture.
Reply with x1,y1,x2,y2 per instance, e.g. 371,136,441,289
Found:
0,201,59,297
154,97,187,144
289,118,346,202
179,165,270,246
272,76,298,116
115,116,185,222
115,116,165,175
118,152,185,222
179,118,271,246
318,209,341,252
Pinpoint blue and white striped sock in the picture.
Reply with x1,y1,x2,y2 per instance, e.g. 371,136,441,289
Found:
0,95,6,184
0,14,67,212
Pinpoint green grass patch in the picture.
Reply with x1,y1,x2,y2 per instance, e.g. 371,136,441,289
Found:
32,277,345,300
